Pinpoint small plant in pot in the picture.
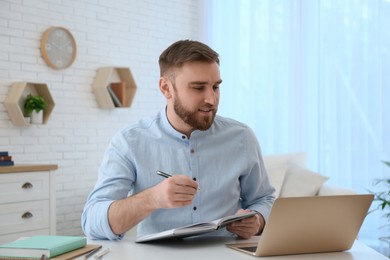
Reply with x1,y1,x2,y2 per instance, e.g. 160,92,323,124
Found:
24,94,48,124
369,161,390,257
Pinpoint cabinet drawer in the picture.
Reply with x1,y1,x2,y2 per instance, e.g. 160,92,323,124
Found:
0,200,50,235
0,171,50,203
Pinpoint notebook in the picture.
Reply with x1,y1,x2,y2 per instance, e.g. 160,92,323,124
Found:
136,211,256,242
0,236,86,258
227,194,374,257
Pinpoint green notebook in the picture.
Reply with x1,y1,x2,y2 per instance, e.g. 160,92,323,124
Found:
0,236,86,259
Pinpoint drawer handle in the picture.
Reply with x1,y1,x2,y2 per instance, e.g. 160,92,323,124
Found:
22,212,33,219
22,182,33,189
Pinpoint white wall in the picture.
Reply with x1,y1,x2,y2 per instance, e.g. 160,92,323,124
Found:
0,0,201,236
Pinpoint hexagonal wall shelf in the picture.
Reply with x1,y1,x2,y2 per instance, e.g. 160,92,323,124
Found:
92,67,137,109
4,82,55,126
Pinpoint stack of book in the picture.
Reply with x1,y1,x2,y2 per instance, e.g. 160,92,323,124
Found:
0,235,101,259
0,151,14,167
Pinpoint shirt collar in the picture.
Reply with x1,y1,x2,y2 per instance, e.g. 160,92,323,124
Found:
159,108,189,140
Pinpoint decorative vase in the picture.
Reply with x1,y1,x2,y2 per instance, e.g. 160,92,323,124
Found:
31,110,43,124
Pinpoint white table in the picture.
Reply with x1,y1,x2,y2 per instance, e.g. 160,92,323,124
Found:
79,236,389,260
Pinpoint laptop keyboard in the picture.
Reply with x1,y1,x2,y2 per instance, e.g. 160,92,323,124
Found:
239,246,258,252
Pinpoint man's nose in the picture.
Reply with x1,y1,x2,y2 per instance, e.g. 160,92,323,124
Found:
204,88,217,105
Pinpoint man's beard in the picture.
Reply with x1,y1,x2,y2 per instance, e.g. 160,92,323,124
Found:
173,96,216,131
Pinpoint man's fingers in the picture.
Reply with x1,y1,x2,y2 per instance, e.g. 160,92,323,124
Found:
171,175,198,191
158,175,198,208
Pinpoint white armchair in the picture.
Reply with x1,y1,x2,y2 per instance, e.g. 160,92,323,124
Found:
263,153,356,197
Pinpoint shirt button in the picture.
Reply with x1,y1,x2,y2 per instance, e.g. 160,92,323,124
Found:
182,135,186,139
193,206,197,211
193,177,197,181
190,149,195,154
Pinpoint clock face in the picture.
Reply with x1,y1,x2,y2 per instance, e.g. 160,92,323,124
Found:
41,27,77,69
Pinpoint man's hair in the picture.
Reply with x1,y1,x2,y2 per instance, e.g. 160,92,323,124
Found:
159,40,220,77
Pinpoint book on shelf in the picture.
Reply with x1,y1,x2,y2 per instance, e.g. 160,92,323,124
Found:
0,151,9,157
107,84,122,107
136,211,257,242
0,236,87,259
110,82,127,106
0,156,12,161
0,161,14,167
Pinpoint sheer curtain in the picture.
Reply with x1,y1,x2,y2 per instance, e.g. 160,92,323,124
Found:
202,0,390,253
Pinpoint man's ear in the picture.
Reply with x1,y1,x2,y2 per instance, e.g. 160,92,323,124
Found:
159,77,172,99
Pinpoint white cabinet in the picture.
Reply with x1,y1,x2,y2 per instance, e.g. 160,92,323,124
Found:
0,165,57,243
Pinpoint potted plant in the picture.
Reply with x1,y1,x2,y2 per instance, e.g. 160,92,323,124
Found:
24,94,48,124
370,161,390,256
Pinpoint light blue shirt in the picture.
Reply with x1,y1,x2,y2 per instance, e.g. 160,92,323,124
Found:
81,109,275,240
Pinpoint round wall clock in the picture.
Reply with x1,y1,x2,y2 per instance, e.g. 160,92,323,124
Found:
40,26,77,70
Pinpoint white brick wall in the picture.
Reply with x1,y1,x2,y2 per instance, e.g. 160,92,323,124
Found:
0,0,201,236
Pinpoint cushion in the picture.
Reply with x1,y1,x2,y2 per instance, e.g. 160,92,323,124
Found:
266,164,287,197
263,152,306,169
279,163,329,197
263,153,306,197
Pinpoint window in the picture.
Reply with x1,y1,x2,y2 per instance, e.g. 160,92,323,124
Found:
204,0,390,253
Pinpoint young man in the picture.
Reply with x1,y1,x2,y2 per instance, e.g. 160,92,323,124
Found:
82,40,275,240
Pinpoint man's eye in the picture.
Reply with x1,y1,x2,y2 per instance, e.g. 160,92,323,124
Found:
194,87,204,90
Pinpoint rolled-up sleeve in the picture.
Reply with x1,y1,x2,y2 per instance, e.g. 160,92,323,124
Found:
81,132,135,240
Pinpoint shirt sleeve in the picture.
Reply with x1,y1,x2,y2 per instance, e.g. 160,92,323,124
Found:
240,127,276,222
81,131,135,240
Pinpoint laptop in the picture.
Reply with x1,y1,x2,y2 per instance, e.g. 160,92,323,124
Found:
227,194,373,256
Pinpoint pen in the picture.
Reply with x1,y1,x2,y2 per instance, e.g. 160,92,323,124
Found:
84,245,102,259
94,247,110,259
156,170,200,191
156,170,172,178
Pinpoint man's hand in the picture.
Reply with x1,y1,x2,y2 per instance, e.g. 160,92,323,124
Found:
226,209,265,239
151,174,198,208
108,174,198,235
